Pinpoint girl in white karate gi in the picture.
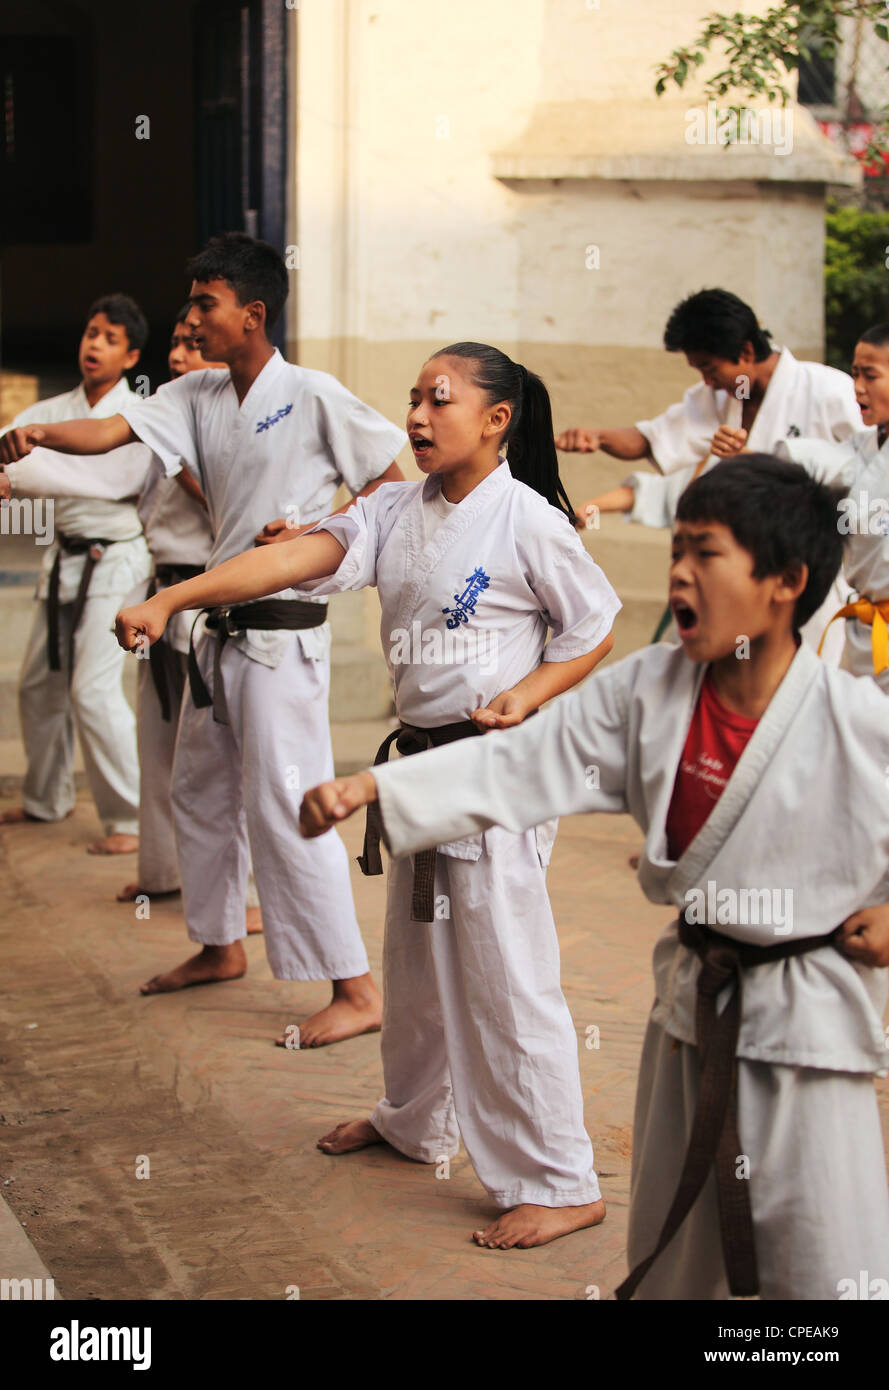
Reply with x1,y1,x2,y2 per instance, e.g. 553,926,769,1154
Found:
114,342,622,1250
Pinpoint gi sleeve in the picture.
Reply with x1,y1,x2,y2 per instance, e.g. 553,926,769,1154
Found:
518,509,622,661
119,375,200,481
622,464,696,528
635,381,721,475
374,658,632,856
775,437,858,487
296,484,406,595
313,374,407,495
5,444,154,501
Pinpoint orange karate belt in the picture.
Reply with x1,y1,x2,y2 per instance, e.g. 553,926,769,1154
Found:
817,596,889,675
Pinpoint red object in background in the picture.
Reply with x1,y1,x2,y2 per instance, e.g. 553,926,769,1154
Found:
817,119,889,177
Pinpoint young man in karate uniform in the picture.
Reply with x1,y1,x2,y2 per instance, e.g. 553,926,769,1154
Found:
297,456,889,1293
778,322,889,694
0,294,152,853
560,288,861,658
2,306,239,907
0,234,406,1047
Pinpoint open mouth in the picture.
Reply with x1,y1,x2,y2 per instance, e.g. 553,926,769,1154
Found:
671,598,698,633
83,356,100,370
411,435,433,455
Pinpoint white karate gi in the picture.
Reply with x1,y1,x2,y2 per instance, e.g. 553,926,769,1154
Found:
1,382,151,834
780,429,889,695
119,352,406,978
302,463,622,1205
371,641,889,1298
628,348,862,662
7,442,260,901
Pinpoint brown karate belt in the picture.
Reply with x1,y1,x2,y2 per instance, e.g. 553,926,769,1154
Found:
358,720,482,921
186,598,328,725
615,911,840,1302
47,530,141,680
146,564,205,723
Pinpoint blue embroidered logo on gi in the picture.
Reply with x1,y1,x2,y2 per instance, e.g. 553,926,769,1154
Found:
256,403,293,434
442,567,490,629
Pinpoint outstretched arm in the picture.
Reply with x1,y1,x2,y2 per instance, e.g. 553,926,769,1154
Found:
0,414,136,463
555,426,649,460
115,530,346,650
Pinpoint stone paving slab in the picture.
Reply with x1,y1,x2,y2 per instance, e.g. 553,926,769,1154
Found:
0,790,886,1302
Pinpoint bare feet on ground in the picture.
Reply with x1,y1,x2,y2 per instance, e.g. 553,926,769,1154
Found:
88,833,139,856
0,806,72,825
140,941,247,995
317,1118,383,1154
245,907,263,935
117,881,180,902
275,974,382,1048
473,1200,606,1250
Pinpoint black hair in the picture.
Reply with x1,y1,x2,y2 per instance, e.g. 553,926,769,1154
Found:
675,454,846,632
86,293,148,352
429,342,575,523
186,232,288,329
664,288,773,363
174,302,193,326
858,322,889,350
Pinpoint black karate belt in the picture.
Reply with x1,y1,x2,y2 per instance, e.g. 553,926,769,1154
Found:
187,598,328,726
616,912,840,1302
47,530,140,681
146,564,205,723
358,720,482,922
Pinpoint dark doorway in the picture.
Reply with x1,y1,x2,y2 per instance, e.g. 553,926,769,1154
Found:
1,0,288,392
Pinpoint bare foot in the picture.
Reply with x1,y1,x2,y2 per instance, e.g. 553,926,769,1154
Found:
0,806,69,825
317,1118,383,1155
473,1199,606,1250
117,882,180,903
245,907,263,935
275,974,382,1048
88,833,139,856
628,853,641,870
140,942,247,995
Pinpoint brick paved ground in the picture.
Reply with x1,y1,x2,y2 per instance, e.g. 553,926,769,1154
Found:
1,789,887,1301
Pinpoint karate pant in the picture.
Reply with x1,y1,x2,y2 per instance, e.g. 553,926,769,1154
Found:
370,827,601,1208
171,632,368,980
18,594,140,836
136,653,260,906
626,1019,889,1299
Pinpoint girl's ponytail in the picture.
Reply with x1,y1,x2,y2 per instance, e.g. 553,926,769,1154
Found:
430,342,576,524
508,365,575,523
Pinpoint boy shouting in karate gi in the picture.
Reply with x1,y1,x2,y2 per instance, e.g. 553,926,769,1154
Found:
299,456,889,1293
561,288,860,660
0,294,151,853
0,234,406,1047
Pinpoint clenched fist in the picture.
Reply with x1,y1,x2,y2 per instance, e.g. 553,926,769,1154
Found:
299,771,378,838
0,425,46,464
710,425,748,459
838,904,889,968
115,595,170,653
554,427,601,454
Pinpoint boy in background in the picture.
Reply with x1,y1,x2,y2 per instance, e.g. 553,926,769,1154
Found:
0,294,151,854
